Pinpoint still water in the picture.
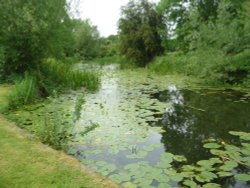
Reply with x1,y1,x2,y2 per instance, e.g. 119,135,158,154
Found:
12,67,250,187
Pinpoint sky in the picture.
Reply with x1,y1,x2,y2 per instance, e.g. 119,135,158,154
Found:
71,0,160,37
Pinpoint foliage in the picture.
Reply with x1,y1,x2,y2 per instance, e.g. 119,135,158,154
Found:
0,0,72,76
72,19,101,59
99,35,119,57
40,58,100,92
0,116,117,188
150,0,250,85
37,102,72,150
73,94,85,122
118,0,165,66
8,73,38,109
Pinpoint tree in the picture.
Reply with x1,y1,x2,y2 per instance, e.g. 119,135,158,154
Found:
0,0,72,76
72,19,101,59
118,0,165,67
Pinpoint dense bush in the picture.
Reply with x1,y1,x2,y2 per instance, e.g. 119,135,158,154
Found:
118,0,165,67
0,0,72,76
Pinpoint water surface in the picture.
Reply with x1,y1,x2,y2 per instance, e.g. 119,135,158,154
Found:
11,67,250,187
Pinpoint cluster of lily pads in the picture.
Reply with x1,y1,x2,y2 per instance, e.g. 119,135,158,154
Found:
6,69,250,187
76,131,250,188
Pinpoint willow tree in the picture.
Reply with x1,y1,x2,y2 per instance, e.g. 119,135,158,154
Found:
118,0,165,67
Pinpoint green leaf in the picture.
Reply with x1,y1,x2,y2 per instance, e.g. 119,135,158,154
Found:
173,155,187,162
209,158,222,165
109,173,131,184
170,174,184,182
219,161,238,171
203,183,221,188
210,149,226,156
96,161,107,166
217,171,233,177
122,182,137,188
124,163,140,171
234,174,250,181
195,171,217,183
183,180,197,188
155,174,170,183
160,153,174,164
203,143,221,149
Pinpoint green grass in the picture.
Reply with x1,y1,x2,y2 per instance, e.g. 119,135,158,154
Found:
0,85,11,112
149,50,250,86
0,85,117,188
0,115,117,188
8,74,38,109
41,58,100,91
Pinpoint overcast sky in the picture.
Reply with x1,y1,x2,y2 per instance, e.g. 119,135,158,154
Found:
71,0,160,37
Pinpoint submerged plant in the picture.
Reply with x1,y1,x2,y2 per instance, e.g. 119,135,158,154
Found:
37,100,73,150
73,94,85,122
80,122,99,136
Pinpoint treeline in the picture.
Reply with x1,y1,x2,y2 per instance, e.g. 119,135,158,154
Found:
118,0,250,85
0,0,107,108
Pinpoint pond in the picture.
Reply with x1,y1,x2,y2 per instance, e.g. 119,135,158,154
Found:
9,66,250,188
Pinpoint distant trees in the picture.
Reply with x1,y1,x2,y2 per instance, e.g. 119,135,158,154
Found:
118,0,166,66
72,19,101,59
155,0,250,84
0,0,105,80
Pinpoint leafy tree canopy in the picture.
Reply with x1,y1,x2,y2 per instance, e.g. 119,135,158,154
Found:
0,0,72,75
118,0,166,67
72,19,101,59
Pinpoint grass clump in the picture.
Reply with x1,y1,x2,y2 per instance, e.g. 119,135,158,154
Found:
8,74,38,109
6,58,100,109
41,58,100,91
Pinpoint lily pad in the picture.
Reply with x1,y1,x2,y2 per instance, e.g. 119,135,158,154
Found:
203,183,221,188
219,161,238,171
173,155,187,162
122,182,137,188
203,143,221,149
217,171,233,178
234,174,250,181
183,180,197,187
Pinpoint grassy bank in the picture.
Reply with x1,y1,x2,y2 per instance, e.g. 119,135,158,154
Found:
0,115,117,188
0,85,11,112
149,50,250,87
0,85,117,188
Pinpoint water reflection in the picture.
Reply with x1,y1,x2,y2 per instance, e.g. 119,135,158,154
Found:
152,87,250,163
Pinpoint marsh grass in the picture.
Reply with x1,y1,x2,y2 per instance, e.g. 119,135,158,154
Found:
73,94,85,122
8,74,38,109
42,58,100,91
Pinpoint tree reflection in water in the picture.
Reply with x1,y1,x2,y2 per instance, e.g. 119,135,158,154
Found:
151,86,250,163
